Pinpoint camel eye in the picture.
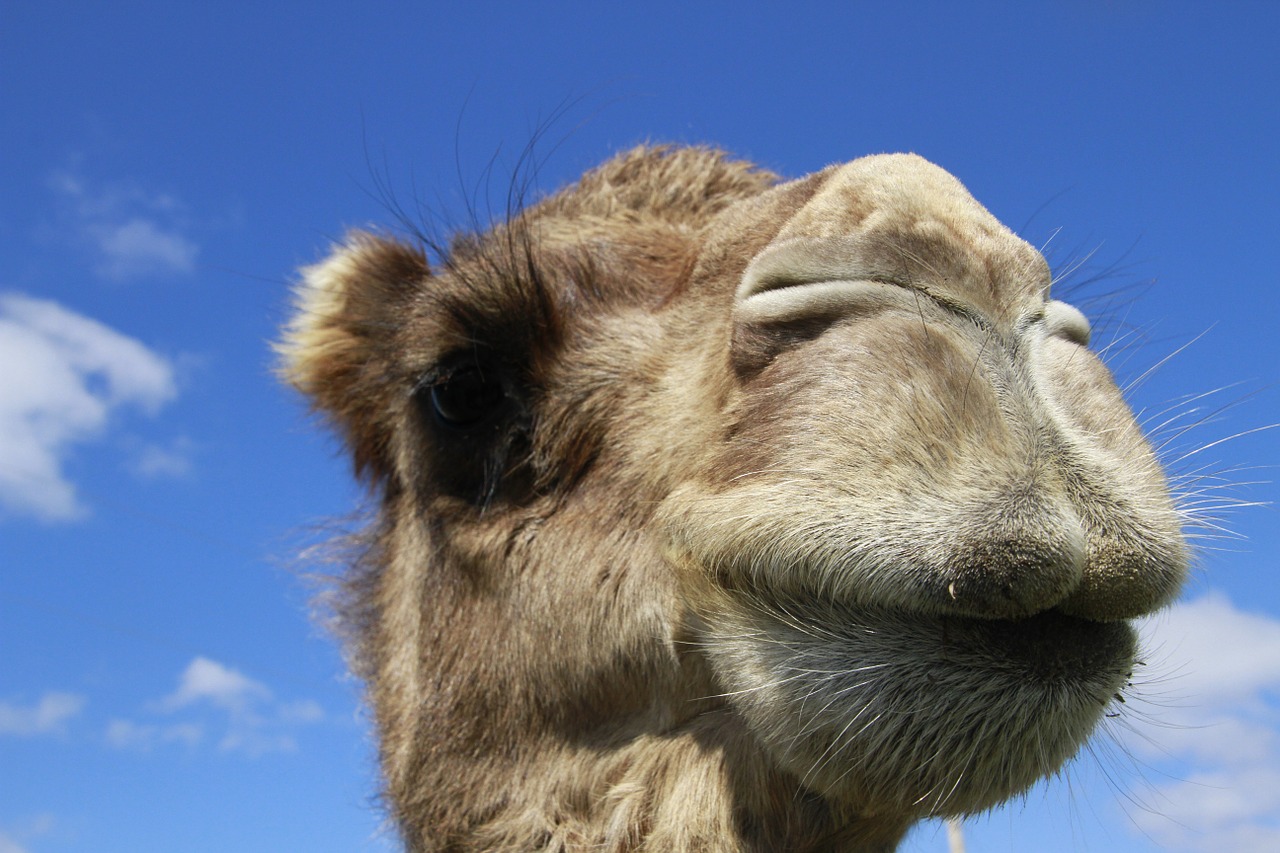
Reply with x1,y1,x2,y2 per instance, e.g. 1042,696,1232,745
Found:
428,365,507,428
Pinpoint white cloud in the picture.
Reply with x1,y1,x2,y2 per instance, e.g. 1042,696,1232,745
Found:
0,814,55,853
158,657,271,713
93,218,197,280
0,293,177,520
50,170,197,281
112,657,324,757
217,729,298,756
129,436,195,479
1146,592,1280,702
1119,592,1280,851
277,699,325,724
105,718,202,750
0,692,85,737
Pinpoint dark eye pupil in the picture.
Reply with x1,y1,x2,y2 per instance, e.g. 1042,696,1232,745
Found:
429,367,505,427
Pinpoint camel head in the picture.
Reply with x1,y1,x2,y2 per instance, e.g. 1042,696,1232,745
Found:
281,146,1187,851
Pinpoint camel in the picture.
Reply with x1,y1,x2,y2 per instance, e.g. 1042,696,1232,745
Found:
281,146,1187,852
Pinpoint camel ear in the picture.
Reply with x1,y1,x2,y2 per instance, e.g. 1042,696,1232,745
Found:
280,232,428,481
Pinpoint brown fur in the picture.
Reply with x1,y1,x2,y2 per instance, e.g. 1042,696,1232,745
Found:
281,146,1187,851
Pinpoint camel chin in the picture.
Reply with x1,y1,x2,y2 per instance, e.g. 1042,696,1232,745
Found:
691,585,1137,815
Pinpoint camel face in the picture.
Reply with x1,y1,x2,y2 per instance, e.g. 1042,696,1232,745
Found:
283,147,1187,849
664,154,1186,813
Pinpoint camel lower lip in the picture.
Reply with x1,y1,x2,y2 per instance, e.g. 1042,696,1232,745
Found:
740,594,1138,687
927,608,1137,680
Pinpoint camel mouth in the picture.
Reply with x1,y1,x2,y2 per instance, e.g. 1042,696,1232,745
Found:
917,606,1137,678
694,561,1139,700
743,589,1137,677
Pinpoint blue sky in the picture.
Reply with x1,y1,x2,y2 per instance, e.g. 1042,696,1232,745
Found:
2,3,1277,851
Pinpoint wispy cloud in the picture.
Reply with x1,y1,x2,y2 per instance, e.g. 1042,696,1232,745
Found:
157,657,272,714
110,657,324,757
0,833,28,853
104,718,203,751
0,814,55,853
0,293,177,520
1121,592,1280,851
128,436,196,479
93,218,198,280
50,171,197,281
0,692,85,737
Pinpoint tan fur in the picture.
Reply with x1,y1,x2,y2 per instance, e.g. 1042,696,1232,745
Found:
281,146,1187,851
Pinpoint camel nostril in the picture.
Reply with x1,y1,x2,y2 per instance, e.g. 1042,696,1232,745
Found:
1045,300,1091,346
735,236,909,324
